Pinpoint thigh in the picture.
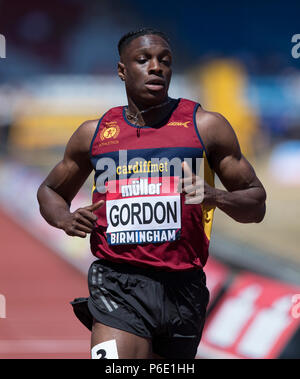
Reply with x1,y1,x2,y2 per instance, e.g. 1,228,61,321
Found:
91,320,152,359
153,270,209,359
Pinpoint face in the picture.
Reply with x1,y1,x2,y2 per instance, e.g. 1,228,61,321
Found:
118,34,173,106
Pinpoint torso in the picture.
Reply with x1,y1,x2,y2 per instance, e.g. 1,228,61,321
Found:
89,98,215,271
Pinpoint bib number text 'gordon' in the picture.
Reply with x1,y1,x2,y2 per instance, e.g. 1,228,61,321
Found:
106,177,181,245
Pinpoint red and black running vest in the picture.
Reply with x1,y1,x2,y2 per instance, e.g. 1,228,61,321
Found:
90,98,215,271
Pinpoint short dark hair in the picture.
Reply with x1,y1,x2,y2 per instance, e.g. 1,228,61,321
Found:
118,28,170,56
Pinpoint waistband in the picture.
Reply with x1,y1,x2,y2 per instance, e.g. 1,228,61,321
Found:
93,258,205,283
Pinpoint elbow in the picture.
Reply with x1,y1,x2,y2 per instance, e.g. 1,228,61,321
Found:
254,202,266,223
36,185,44,217
36,184,43,206
254,187,266,223
37,182,49,212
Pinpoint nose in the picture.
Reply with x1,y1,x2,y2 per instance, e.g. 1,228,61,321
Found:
148,57,162,74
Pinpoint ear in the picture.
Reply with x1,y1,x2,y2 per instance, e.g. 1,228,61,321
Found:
118,61,126,82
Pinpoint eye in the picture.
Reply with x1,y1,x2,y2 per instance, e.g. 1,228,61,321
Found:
161,59,171,67
160,57,171,67
136,57,147,64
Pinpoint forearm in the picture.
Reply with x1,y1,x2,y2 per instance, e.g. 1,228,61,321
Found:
214,186,266,223
37,184,71,229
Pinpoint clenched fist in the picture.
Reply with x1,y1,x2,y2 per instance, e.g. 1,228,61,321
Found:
59,200,104,238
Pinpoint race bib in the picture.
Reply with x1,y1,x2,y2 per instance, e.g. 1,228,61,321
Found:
106,176,181,245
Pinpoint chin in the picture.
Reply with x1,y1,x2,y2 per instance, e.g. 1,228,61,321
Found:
142,90,168,106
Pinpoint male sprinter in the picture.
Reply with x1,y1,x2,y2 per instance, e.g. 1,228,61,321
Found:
37,28,266,359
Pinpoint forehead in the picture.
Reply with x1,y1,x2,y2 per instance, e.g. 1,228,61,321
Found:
123,34,172,56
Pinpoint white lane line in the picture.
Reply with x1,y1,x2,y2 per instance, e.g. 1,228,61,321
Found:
0,340,89,354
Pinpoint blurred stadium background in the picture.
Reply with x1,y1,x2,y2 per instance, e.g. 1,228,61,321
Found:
0,0,300,359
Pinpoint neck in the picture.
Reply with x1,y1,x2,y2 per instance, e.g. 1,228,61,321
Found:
126,97,174,127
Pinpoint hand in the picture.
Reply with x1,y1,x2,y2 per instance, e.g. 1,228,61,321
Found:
60,200,104,238
180,162,217,206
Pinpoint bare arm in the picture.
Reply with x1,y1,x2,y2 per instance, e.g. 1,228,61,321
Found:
37,119,104,237
183,109,266,223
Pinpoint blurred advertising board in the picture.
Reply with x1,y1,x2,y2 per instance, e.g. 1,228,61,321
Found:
197,273,300,359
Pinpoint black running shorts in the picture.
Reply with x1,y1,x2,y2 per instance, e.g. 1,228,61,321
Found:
71,259,210,359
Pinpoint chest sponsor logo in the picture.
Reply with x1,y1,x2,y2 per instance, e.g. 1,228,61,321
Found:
105,177,181,245
167,121,190,128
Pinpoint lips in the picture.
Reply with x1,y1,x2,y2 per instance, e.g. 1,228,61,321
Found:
145,78,165,91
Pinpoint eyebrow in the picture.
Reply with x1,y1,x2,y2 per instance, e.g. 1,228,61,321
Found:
134,47,172,56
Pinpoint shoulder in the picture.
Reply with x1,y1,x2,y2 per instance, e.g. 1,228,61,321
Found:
195,106,240,157
66,118,100,157
73,118,99,139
